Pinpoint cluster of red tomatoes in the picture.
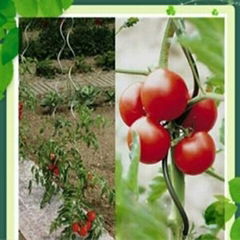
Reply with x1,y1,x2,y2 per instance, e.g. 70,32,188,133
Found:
19,102,24,121
72,211,96,237
48,153,60,177
119,69,217,175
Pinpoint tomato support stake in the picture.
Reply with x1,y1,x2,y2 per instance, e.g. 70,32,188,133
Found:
159,19,189,239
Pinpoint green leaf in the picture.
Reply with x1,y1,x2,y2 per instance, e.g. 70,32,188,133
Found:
0,0,10,9
0,13,7,27
230,218,240,240
39,0,63,17
148,175,167,203
166,6,176,16
229,178,240,203
0,1,16,19
196,234,219,240
61,0,73,9
0,56,13,99
14,0,38,17
127,133,140,195
179,18,224,94
204,196,237,228
2,27,19,64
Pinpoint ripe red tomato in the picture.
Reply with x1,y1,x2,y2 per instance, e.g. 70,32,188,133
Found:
78,225,88,237
72,222,80,233
50,153,56,161
48,164,56,171
119,82,145,126
182,99,217,132
85,221,92,231
87,211,96,222
140,69,189,121
53,167,60,176
173,132,216,175
128,117,170,164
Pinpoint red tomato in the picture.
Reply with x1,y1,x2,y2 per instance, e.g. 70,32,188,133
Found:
50,153,56,161
128,117,170,164
53,167,60,176
85,221,92,231
72,222,80,233
48,164,56,171
182,99,217,132
119,82,145,126
141,69,189,121
173,132,216,175
78,225,88,237
87,211,96,222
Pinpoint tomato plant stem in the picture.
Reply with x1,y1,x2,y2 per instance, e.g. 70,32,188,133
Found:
115,68,149,76
159,19,175,68
205,169,225,182
162,152,189,239
188,93,224,106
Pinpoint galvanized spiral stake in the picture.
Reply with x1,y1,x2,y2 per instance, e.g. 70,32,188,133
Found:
21,21,32,62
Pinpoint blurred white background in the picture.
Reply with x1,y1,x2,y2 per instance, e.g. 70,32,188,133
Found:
116,18,225,238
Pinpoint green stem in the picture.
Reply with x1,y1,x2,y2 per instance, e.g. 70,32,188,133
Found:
116,26,124,35
205,169,225,182
188,93,224,106
159,19,175,68
115,68,149,76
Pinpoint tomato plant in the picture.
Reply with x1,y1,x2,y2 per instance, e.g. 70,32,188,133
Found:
116,17,225,240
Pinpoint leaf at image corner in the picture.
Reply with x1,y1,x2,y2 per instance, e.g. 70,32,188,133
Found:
2,27,19,64
61,0,73,9
230,218,240,240
0,0,10,10
0,59,13,99
229,178,240,203
39,0,63,17
14,0,38,17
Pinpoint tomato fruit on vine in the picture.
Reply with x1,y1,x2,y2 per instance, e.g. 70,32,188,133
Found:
173,132,216,175
182,99,217,132
119,82,145,126
72,222,80,233
87,211,96,222
128,116,170,164
85,221,92,231
78,225,88,237
140,69,189,121
53,167,60,176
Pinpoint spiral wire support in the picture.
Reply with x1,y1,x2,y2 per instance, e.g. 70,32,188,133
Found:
21,21,32,62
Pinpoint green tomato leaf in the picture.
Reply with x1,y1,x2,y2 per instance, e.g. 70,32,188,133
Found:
229,178,240,203
230,218,240,240
2,27,19,64
0,56,13,99
39,0,63,17
14,0,38,17
204,196,237,229
196,234,219,240
127,132,140,195
179,18,224,94
0,0,10,9
61,0,73,9
148,175,167,203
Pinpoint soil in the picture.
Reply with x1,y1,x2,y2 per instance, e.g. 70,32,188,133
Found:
20,102,115,236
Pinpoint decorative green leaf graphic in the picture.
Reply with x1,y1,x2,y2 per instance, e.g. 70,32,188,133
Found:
0,1,16,19
39,0,63,17
14,0,38,17
61,0,73,9
0,0,10,10
166,6,176,16
212,9,219,16
2,27,19,64
0,13,7,27
0,56,13,99
229,178,240,203
230,218,240,240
